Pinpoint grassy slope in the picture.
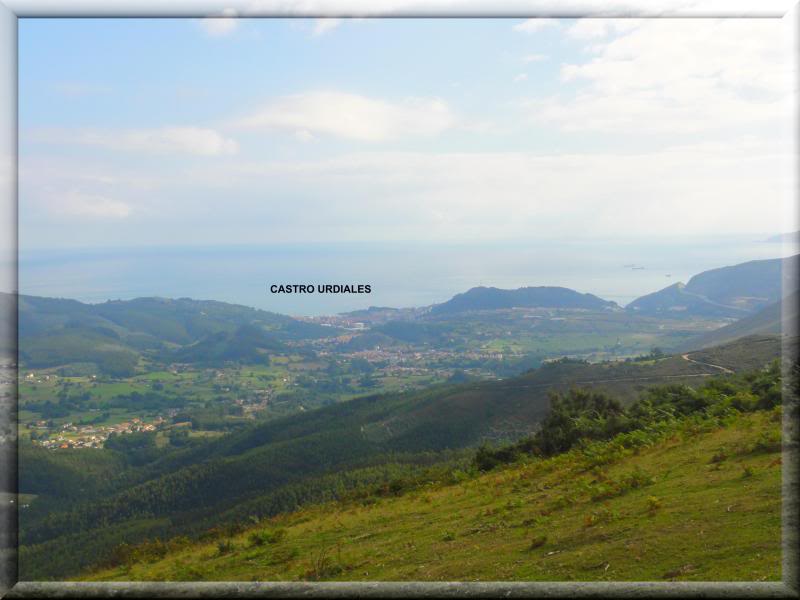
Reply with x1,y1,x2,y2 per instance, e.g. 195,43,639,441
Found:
687,335,794,373
83,409,781,582
626,254,798,318
14,289,790,582
681,295,798,353
20,335,784,581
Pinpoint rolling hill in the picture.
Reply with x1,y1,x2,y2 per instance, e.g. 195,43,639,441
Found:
13,294,338,373
680,292,799,352
80,360,788,583
18,334,785,579
0,291,15,357
430,286,618,316
627,255,798,318
625,282,748,319
170,324,287,366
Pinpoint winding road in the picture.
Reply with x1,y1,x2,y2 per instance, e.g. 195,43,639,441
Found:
681,353,735,375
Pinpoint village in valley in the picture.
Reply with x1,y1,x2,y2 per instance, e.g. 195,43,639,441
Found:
17,330,520,451
27,415,164,449
17,301,722,451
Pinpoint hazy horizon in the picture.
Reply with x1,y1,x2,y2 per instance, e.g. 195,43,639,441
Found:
17,235,798,316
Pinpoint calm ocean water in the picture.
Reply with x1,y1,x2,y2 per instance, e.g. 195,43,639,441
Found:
17,237,798,316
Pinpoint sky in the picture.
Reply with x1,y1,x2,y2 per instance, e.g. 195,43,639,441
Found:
17,15,798,252
0,5,14,296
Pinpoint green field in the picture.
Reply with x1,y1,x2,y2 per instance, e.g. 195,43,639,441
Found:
18,350,456,435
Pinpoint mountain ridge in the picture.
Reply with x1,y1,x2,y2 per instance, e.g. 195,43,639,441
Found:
429,286,619,316
680,291,799,352
626,255,798,318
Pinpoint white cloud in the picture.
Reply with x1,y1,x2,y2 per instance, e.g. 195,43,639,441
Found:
294,129,316,142
565,18,642,39
513,19,559,34
527,18,794,134
566,18,608,39
523,54,548,63
52,82,112,97
198,9,238,37
19,157,158,220
513,73,528,83
118,127,239,156
19,136,792,243
173,137,791,242
31,126,239,156
232,91,456,142
19,12,797,248
312,18,342,36
56,192,132,219
160,1,794,18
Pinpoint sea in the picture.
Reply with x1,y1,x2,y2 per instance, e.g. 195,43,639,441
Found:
16,235,799,317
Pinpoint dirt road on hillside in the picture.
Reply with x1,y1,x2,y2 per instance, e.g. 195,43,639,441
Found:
681,353,735,375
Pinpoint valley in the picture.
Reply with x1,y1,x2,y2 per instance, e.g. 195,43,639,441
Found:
15,302,730,451
11,254,798,582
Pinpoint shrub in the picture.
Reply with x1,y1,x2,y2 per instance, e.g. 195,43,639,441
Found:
548,494,573,511
590,483,619,502
469,364,782,493
474,444,520,472
268,546,298,566
248,532,267,547
130,538,169,564
751,430,781,454
731,391,759,412
450,469,472,484
263,529,286,544
622,467,655,490
590,468,653,502
216,540,234,556
582,443,626,469
710,447,728,463
583,508,614,528
528,535,547,550
104,543,133,568
306,544,343,580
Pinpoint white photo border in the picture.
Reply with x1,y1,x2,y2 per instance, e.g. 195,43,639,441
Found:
1,1,797,597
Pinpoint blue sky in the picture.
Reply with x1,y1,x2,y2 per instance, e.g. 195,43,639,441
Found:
17,16,797,251
19,19,575,155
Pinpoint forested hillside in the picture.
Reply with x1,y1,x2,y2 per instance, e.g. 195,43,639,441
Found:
430,286,618,315
18,335,789,579
81,357,792,582
14,294,337,374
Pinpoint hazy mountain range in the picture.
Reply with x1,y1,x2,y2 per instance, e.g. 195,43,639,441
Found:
429,286,616,315
626,255,797,318
347,254,798,320
6,253,798,370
